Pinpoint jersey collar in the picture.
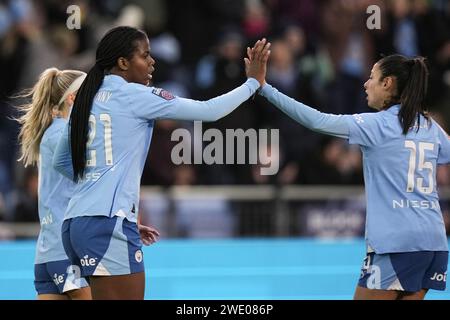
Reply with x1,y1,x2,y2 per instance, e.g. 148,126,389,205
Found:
386,104,401,114
52,117,67,123
104,74,128,84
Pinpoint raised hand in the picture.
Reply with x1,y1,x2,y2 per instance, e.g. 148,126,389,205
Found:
245,38,271,86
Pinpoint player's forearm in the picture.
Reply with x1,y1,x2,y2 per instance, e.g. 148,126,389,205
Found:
169,78,260,121
53,125,74,180
259,83,350,138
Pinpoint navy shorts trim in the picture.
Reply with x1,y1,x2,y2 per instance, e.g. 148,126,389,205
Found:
358,251,448,292
62,216,144,277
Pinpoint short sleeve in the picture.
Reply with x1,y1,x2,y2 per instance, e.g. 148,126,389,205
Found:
346,112,387,147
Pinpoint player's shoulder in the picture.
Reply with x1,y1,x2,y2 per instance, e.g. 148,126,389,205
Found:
46,118,67,138
428,118,450,143
120,82,175,101
149,87,176,101
41,119,65,149
349,111,383,125
429,117,446,132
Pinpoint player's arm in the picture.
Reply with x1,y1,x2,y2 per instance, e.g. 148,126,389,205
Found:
162,39,270,122
130,78,260,121
259,83,350,139
52,124,74,180
163,78,259,121
130,39,270,122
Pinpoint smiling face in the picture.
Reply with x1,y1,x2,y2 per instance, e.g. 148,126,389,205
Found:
115,37,155,86
364,63,395,110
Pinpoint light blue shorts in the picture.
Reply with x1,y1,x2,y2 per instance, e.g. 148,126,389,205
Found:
61,216,144,277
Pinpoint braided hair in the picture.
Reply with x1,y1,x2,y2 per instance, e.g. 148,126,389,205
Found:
70,26,147,181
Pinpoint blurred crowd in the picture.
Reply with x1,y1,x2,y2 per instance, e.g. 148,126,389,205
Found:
0,0,450,225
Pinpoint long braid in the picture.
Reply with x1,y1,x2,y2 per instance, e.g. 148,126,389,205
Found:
70,26,147,181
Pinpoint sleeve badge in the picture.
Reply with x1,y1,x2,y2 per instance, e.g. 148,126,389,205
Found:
152,88,175,101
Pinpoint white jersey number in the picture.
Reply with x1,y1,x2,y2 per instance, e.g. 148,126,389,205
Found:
86,114,114,167
405,140,434,194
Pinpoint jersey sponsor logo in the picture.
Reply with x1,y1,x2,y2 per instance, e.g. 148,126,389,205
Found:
135,249,143,263
152,88,175,100
392,199,439,210
430,272,447,282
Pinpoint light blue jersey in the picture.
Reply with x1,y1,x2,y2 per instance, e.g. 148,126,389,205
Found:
54,75,260,223
36,118,74,264
260,83,450,254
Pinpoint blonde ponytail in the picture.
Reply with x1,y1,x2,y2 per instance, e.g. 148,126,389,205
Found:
16,68,86,167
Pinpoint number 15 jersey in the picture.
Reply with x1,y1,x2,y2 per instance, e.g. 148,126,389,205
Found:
260,83,450,254
347,105,450,253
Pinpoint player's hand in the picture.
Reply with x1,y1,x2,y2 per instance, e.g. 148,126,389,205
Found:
138,223,160,245
245,38,271,86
